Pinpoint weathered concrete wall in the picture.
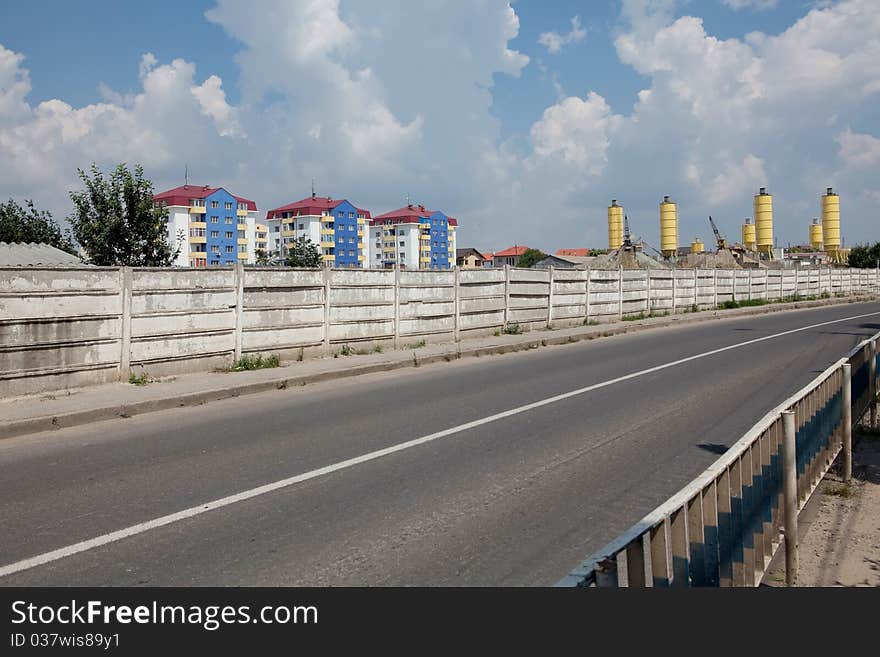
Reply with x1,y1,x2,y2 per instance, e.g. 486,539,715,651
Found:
1,266,877,397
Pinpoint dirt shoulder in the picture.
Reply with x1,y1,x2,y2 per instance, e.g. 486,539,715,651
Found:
764,427,880,587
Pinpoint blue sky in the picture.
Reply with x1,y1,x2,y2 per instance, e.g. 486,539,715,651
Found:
1,1,878,253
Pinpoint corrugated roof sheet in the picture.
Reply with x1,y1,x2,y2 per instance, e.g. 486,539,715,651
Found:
0,242,86,267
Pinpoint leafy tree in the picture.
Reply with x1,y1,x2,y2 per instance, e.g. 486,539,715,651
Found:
68,163,181,266
516,248,547,268
0,198,77,254
848,243,880,269
285,236,322,268
255,248,272,266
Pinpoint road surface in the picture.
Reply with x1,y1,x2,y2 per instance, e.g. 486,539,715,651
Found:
1,301,879,585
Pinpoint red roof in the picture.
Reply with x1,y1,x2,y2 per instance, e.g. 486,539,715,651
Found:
493,246,529,257
265,196,371,221
154,185,257,211
556,248,591,257
371,205,458,227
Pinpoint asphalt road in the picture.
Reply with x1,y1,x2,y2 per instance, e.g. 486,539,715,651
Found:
2,301,879,586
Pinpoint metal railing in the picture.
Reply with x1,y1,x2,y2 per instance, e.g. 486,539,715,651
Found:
557,330,880,587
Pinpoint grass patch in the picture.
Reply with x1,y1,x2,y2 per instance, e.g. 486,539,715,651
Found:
502,323,522,335
621,312,646,321
823,483,855,498
406,339,427,349
128,371,150,386
583,319,600,326
230,354,280,371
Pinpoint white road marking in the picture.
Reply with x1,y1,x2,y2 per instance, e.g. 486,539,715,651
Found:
1,308,878,578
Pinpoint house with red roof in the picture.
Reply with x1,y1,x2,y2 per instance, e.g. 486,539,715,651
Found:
264,192,371,267
556,248,592,257
369,203,458,269
491,245,530,268
154,184,259,267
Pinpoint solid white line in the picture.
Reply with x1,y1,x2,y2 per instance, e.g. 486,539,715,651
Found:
1,308,878,579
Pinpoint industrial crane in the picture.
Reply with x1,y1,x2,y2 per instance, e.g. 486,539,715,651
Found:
708,216,727,251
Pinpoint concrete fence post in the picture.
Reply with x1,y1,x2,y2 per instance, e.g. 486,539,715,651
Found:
584,267,591,324
713,269,718,308
547,265,554,327
671,268,677,315
454,266,460,343
323,267,331,354
843,362,852,483
693,268,698,309
119,266,132,381
748,268,752,301
645,269,651,314
794,267,799,298
503,264,511,331
870,339,877,428
781,410,798,587
618,265,623,320
233,263,244,363
393,264,401,349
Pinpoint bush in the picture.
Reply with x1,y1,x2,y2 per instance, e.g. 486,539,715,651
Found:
503,323,522,335
230,354,280,371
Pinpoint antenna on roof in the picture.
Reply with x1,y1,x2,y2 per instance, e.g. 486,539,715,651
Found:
184,164,188,187
311,178,316,199
406,192,411,208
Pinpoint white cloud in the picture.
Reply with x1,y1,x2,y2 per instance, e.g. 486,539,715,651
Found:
723,0,779,10
538,16,587,55
837,129,880,170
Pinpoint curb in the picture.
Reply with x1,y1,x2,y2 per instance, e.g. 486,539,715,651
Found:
1,294,876,440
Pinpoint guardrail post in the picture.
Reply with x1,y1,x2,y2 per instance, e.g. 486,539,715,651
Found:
547,265,554,327
618,265,623,320
119,266,132,381
870,339,877,428
843,362,852,483
781,410,798,586
453,266,460,343
233,263,244,363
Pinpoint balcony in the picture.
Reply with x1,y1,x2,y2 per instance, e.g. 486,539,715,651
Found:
188,221,206,228
188,236,207,244
238,238,249,245
320,216,334,224
420,257,431,263
189,252,207,259
281,230,297,238
419,234,430,241
188,206,206,214
237,252,248,259
236,209,249,217
320,241,335,248
320,228,335,235
357,230,365,237
237,223,248,231
358,255,365,262
321,254,335,262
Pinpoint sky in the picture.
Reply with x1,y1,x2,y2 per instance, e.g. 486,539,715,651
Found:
1,0,878,254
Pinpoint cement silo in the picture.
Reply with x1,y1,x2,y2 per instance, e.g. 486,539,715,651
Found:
659,195,678,259
822,187,841,261
809,217,823,251
690,237,705,254
608,200,623,250
742,218,756,252
754,187,774,257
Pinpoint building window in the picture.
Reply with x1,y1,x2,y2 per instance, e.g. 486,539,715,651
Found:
210,201,218,208
225,245,234,253
239,245,247,253
225,202,233,210
210,216,218,223
225,216,233,224
210,231,219,238
238,231,246,239
299,223,304,230
274,225,280,232
211,246,220,254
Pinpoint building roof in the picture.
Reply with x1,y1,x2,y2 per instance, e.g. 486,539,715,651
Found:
456,247,489,260
534,254,597,268
556,248,591,257
371,204,458,226
493,245,529,258
265,195,371,221
0,242,86,267
154,184,257,211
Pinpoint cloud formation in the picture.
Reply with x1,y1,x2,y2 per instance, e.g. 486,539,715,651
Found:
538,16,587,55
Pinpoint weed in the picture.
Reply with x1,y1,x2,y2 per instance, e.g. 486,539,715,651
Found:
296,347,304,362
541,339,548,347
503,323,522,335
823,483,854,498
493,330,501,336
406,339,427,349
229,354,280,371
412,352,419,367
584,319,599,326
621,312,646,321
339,345,353,357
373,344,384,354
128,371,150,386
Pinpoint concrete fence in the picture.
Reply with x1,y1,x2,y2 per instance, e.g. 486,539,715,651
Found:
1,265,878,398
557,331,880,587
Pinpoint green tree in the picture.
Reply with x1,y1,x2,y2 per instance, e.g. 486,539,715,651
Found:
0,198,77,254
255,248,272,266
516,248,547,268
68,163,181,266
285,236,322,268
848,243,880,268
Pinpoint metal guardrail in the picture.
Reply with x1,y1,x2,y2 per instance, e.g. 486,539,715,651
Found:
557,330,880,587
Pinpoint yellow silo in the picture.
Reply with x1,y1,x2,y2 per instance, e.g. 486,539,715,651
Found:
608,200,623,250
754,187,774,256
822,187,841,260
809,218,823,251
690,237,705,254
742,218,756,252
659,195,678,258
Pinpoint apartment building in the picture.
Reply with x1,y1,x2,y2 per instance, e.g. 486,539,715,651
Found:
368,204,457,269
265,193,370,267
154,185,258,267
